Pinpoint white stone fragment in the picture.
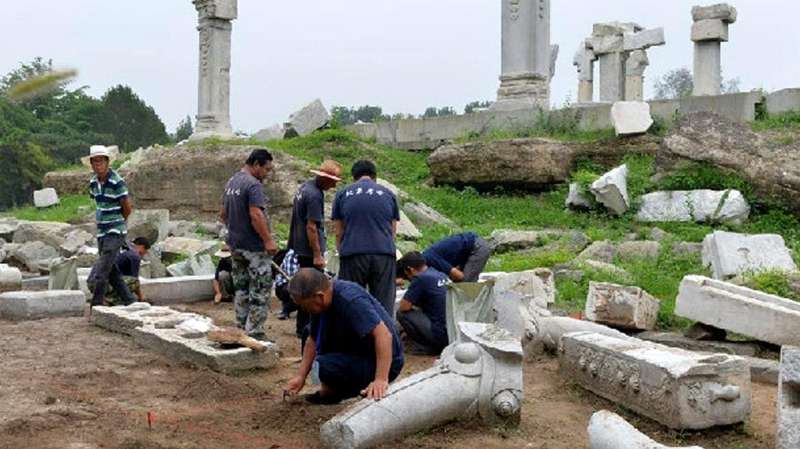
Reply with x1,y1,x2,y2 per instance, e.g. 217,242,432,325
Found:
285,99,330,137
560,332,751,429
692,4,737,23
701,231,798,279
139,275,215,305
566,183,593,209
523,315,631,356
778,346,800,449
0,264,23,293
692,19,729,42
675,275,800,347
590,164,630,215
636,190,749,225
588,410,705,449
611,101,653,136
0,290,85,321
622,27,666,51
33,188,59,208
585,282,660,331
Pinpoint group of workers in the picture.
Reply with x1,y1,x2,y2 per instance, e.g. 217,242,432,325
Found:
86,144,491,405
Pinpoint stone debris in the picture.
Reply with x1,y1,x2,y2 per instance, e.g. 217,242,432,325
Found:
92,303,278,374
523,315,630,356
0,290,85,321
610,101,653,136
480,269,555,338
577,241,616,263
285,99,330,137
692,4,737,96
0,264,23,293
746,356,779,385
320,322,522,449
637,331,758,357
33,188,59,208
636,190,749,225
12,221,71,248
616,240,660,261
565,183,593,209
48,257,79,290
9,241,59,273
560,332,751,429
676,275,800,347
167,254,216,277
590,164,629,216
127,209,170,244
701,231,797,279
402,201,455,227
445,282,497,344
252,123,286,141
588,410,705,449
396,210,422,240
585,282,660,331
160,237,221,262
488,229,570,253
59,229,95,257
778,346,800,449
139,275,215,305
672,242,703,258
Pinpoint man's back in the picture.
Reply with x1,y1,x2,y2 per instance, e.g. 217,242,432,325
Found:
331,178,398,257
288,180,325,257
223,170,266,252
423,232,477,273
405,268,448,341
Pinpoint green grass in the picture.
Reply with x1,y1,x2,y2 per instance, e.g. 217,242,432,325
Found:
740,270,800,301
2,194,92,223
752,110,800,131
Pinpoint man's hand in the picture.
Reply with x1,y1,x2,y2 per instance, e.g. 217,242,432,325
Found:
313,254,326,269
213,292,222,304
264,239,279,256
361,379,390,400
286,375,306,395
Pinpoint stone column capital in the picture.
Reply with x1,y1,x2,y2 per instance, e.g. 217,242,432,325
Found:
193,0,237,20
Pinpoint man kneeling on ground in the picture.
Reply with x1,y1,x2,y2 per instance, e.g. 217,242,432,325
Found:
285,268,404,404
422,231,492,282
396,252,449,355
88,236,150,305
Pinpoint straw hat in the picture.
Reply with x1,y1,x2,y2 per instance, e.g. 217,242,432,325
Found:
310,160,343,181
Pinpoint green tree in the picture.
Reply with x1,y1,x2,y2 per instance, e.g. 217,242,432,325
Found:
654,68,694,100
0,128,53,210
175,115,194,141
423,107,439,118
464,100,492,114
355,105,387,123
93,85,169,151
331,106,356,127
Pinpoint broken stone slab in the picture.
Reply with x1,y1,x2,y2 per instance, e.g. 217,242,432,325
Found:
445,282,497,344
701,231,798,279
139,275,215,305
0,290,85,321
636,190,749,225
636,331,759,357
577,241,617,263
33,188,59,208
692,4,737,23
692,19,729,42
0,264,22,293
92,304,279,374
9,241,59,273
746,356,779,385
285,99,330,137
585,282,660,331
12,221,71,248
560,332,751,429
590,164,629,215
320,322,522,449
622,28,666,52
252,123,286,141
488,229,570,253
672,242,703,258
524,315,631,357
396,210,421,240
565,183,593,209
166,254,215,277
616,241,660,261
675,275,800,347
611,102,654,136
778,346,800,449
48,257,78,290
480,269,555,309
588,410,705,449
580,260,633,280
21,276,49,291
160,237,221,262
402,201,454,227
127,209,170,243
59,228,94,257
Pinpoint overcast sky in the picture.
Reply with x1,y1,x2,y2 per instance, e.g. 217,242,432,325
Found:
3,0,798,133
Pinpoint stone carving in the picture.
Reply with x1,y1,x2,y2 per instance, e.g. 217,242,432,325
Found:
560,331,751,429
573,42,597,103
588,410,705,449
778,346,800,449
320,322,522,449
701,231,797,279
675,275,800,347
585,282,660,331
691,4,736,96
523,315,631,357
636,190,750,225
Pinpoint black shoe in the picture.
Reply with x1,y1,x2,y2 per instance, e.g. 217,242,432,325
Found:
303,391,343,405
277,310,290,320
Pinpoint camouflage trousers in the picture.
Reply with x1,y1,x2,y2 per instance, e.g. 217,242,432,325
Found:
88,276,140,306
231,250,273,339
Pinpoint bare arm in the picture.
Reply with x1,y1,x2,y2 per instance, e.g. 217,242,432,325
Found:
219,207,226,225
392,220,397,240
361,322,393,400
120,197,132,220
334,220,344,251
306,220,324,266
249,206,277,254
286,336,317,394
449,268,465,282
398,299,414,312
212,279,222,295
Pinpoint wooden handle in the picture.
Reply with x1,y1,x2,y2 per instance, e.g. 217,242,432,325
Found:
239,336,267,353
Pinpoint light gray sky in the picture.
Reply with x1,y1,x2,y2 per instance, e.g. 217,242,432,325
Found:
3,0,798,133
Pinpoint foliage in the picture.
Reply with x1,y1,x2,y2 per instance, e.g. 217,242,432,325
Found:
740,270,800,302
457,108,617,144
1,194,92,223
464,100,492,114
174,115,194,142
330,105,390,127
656,161,752,198
654,68,694,100
0,130,54,210
752,110,800,131
422,106,456,118
93,85,169,151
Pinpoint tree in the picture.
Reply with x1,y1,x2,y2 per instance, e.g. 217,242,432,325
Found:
464,100,492,114
422,107,439,118
653,68,694,100
722,78,741,94
93,85,169,151
0,127,53,210
437,106,456,117
174,115,193,142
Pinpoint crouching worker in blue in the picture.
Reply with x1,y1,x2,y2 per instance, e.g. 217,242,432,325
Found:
285,268,404,404
396,252,449,355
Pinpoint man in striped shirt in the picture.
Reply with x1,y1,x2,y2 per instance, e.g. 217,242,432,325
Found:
88,145,138,307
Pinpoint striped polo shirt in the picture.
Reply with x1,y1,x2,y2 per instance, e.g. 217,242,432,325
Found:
89,169,129,238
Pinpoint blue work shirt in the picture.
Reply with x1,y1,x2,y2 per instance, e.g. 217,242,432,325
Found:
404,268,449,344
223,170,267,253
331,178,399,257
422,232,478,274
288,180,326,258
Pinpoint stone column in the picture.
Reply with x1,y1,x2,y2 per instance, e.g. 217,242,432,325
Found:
573,41,597,103
190,0,237,141
691,4,737,97
492,0,553,111
624,50,648,101
590,22,641,103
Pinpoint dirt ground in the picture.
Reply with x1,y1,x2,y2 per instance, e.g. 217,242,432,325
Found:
0,301,777,449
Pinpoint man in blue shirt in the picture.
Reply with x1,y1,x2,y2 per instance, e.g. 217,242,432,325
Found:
422,231,492,282
220,149,279,340
285,269,404,404
396,252,449,355
88,236,150,305
331,160,400,317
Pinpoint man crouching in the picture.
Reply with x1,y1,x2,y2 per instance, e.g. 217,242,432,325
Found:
285,268,404,404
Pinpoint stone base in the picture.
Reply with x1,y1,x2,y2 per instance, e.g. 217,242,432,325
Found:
0,290,85,321
92,303,279,374
778,346,800,449
188,128,237,142
139,275,215,305
492,74,550,111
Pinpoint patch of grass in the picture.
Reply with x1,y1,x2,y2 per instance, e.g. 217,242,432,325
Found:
656,160,752,198
3,194,93,223
455,108,617,144
740,270,800,301
752,110,800,131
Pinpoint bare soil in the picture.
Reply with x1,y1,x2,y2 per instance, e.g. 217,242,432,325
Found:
0,301,777,449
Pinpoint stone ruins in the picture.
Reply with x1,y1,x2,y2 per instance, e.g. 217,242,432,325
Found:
692,4,737,96
189,0,237,141
492,0,557,111
588,410,706,449
320,322,523,449
584,282,660,331
778,346,800,449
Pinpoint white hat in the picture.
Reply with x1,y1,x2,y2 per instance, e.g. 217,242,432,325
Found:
89,145,112,159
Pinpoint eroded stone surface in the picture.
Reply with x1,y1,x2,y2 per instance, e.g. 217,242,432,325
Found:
701,231,797,279
0,290,85,321
778,346,800,449
585,282,660,331
560,332,751,429
33,188,59,208
637,190,749,224
611,102,653,136
0,264,23,293
590,164,629,215
285,99,330,137
588,410,705,449
139,275,215,305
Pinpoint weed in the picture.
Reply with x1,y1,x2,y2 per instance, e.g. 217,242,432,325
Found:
752,110,800,131
740,270,800,301
3,194,93,223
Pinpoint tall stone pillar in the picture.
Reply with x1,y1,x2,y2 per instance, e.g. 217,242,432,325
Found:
190,0,237,142
624,50,649,101
691,4,737,97
590,22,640,103
492,0,553,111
573,42,596,103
